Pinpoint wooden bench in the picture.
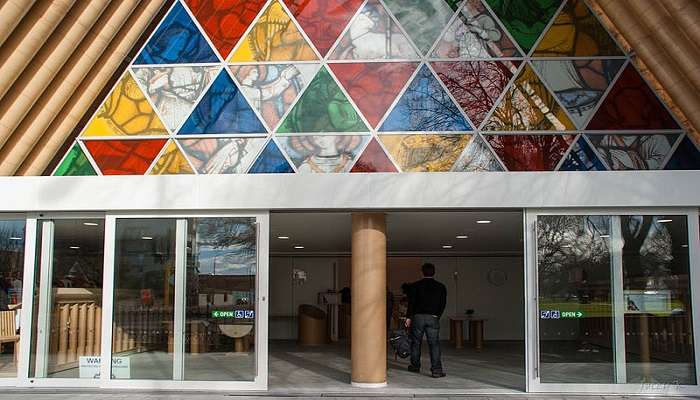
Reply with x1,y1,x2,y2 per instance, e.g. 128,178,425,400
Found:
0,310,19,363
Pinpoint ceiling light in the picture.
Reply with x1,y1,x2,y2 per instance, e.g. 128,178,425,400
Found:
277,236,290,240
293,245,305,249
476,220,491,224
681,244,689,248
600,234,610,238
69,246,80,250
8,237,22,241
562,244,572,248
83,222,99,226
141,236,153,240
442,245,453,249
657,219,673,223
456,235,468,239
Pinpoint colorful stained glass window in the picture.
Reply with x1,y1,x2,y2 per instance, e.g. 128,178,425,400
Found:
54,0,697,175
277,67,368,133
351,138,398,173
330,62,418,128
329,0,419,61
379,134,471,172
380,65,472,132
135,2,218,64
229,0,317,62
53,143,97,176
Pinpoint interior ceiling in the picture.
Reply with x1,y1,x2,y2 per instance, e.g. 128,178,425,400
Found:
270,211,523,255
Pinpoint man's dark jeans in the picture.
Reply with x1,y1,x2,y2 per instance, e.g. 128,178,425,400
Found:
409,313,443,373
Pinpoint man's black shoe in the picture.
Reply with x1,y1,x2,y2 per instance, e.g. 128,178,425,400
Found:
407,365,420,373
431,372,446,378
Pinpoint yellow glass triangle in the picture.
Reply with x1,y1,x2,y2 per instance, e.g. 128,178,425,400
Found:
229,0,318,62
484,64,575,131
149,141,194,175
82,72,168,137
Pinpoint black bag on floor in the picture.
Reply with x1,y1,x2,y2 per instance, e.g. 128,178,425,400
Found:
389,330,410,358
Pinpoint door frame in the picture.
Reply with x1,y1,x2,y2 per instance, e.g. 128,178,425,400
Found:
16,211,269,391
525,207,700,395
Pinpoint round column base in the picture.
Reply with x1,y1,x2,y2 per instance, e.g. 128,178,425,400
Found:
351,381,388,388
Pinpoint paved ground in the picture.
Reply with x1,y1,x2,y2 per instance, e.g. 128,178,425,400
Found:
0,393,697,399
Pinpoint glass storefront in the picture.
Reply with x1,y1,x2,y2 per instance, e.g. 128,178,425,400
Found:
0,219,25,378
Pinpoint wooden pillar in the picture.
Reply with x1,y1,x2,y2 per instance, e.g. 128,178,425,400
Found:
351,213,387,387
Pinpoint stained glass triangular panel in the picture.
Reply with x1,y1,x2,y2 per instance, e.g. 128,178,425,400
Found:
328,0,419,60
484,134,574,171
132,66,219,132
485,0,563,54
586,134,679,170
285,0,364,56
379,65,472,132
558,136,606,171
452,134,504,171
431,0,521,58
179,137,266,174
278,135,370,172
134,2,218,64
149,140,194,175
178,70,266,134
351,138,398,172
329,62,418,128
383,0,455,55
531,59,624,129
53,143,97,176
185,0,267,59
379,134,471,172
483,64,575,131
82,72,168,137
533,0,623,57
230,63,320,131
432,60,519,128
84,139,167,175
248,139,295,173
277,67,369,133
444,0,463,11
587,64,680,130
664,136,700,170
228,0,318,62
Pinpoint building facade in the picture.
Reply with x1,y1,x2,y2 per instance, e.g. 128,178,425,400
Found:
0,0,698,395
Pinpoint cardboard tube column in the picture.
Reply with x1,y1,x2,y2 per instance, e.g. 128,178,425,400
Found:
351,213,387,387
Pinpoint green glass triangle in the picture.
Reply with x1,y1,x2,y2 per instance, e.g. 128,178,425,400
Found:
54,143,97,176
277,67,369,133
485,0,563,54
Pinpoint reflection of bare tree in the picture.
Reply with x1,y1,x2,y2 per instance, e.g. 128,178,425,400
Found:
622,216,673,290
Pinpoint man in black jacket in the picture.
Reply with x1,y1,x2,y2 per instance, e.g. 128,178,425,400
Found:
405,263,447,378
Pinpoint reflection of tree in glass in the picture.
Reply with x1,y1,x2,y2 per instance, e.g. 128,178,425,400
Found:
191,218,256,276
621,216,673,290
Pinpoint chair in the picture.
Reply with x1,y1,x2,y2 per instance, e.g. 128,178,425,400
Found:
0,310,19,363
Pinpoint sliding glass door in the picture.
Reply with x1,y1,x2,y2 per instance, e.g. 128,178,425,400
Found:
526,209,700,395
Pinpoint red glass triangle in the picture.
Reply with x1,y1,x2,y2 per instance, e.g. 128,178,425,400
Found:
185,0,267,58
587,64,680,130
484,135,574,171
84,139,167,175
329,62,419,128
285,0,364,56
351,138,397,172
432,61,520,128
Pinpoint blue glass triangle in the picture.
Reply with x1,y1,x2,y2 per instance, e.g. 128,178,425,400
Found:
134,2,218,64
379,65,472,132
248,140,294,173
664,136,700,170
179,70,267,134
559,136,607,171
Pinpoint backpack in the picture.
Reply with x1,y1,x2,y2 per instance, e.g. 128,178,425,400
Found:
389,330,410,358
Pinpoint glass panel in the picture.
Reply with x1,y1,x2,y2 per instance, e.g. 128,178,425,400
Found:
379,134,471,172
277,67,369,134
149,141,194,175
278,135,370,173
484,0,562,54
664,136,700,170
53,143,97,176
382,0,454,55
558,136,607,171
621,216,696,384
30,219,105,379
228,0,318,62
112,219,176,380
285,0,364,56
379,65,472,132
586,134,679,171
179,138,267,175
183,218,257,381
247,140,294,174
329,62,418,128
537,215,615,383
178,70,267,135
484,134,574,171
83,139,168,176
134,2,218,64
0,220,25,378
350,138,398,173
81,72,168,137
